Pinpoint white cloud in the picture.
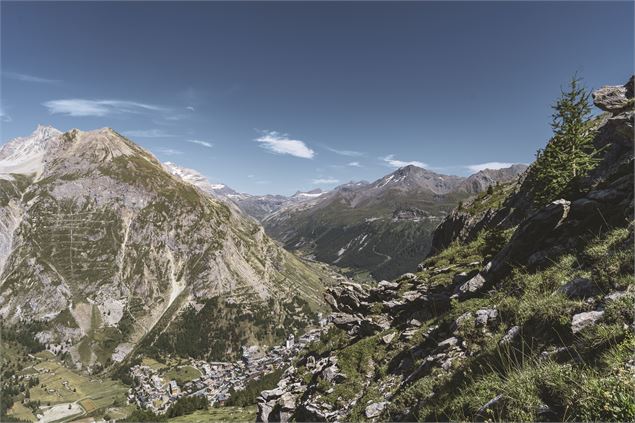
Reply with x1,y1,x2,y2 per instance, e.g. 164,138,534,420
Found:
382,154,427,169
186,106,195,111
325,146,364,157
312,178,339,184
255,130,315,159
4,71,60,84
466,162,516,172
0,106,11,122
348,161,361,167
123,129,174,138
43,99,164,117
155,147,183,155
187,139,213,148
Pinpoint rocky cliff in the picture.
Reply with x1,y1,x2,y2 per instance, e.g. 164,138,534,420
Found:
256,77,634,422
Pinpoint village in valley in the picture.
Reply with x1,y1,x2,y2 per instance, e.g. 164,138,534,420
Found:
127,316,329,414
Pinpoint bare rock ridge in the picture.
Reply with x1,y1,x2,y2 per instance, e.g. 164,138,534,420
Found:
0,127,330,371
255,77,634,422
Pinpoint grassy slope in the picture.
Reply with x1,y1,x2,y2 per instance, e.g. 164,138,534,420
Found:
293,219,634,421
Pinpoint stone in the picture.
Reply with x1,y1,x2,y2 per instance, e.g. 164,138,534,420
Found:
438,336,459,350
592,76,634,112
377,280,399,290
571,310,604,334
457,273,487,297
364,401,388,418
499,326,520,346
475,308,498,326
476,394,504,420
604,290,630,302
409,319,422,327
382,332,396,344
558,277,599,299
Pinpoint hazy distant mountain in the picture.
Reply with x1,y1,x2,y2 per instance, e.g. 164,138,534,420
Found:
0,126,330,370
261,164,527,280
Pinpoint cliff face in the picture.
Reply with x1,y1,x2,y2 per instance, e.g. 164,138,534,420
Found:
430,76,634,255
256,77,634,422
0,128,330,371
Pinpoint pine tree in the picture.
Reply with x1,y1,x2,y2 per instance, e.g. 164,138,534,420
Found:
529,76,600,206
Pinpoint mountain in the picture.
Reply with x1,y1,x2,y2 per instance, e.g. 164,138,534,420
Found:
0,126,332,372
256,77,634,423
163,161,327,220
261,164,527,281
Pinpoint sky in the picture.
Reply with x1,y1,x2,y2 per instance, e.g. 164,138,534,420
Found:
1,1,633,195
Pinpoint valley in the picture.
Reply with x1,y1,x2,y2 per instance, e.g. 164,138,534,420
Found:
0,2,632,420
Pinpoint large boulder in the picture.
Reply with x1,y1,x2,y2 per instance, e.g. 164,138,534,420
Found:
592,76,634,112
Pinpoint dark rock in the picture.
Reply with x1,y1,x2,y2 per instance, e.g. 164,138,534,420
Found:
558,277,599,299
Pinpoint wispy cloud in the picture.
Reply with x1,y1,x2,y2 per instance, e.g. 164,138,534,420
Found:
4,71,60,84
0,106,11,122
123,129,174,138
465,162,516,172
348,161,362,167
186,106,195,112
43,99,165,117
187,139,213,148
155,147,183,155
382,154,427,169
255,130,315,159
325,146,365,157
312,178,339,184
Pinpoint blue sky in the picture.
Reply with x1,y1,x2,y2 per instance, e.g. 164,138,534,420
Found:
1,1,633,195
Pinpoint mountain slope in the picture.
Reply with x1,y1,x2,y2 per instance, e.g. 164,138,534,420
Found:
262,165,526,280
0,127,331,371
256,77,634,422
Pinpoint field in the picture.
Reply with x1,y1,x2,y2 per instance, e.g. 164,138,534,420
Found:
162,365,202,384
167,406,257,422
7,351,129,422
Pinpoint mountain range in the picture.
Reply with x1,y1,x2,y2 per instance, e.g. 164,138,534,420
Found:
163,158,527,281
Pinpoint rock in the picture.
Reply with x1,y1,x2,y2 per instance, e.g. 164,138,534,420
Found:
377,280,399,290
558,277,599,299
592,76,634,112
382,332,396,344
475,308,498,326
438,336,459,350
398,273,418,281
306,355,316,369
365,401,388,418
571,310,604,333
409,319,422,327
452,271,469,284
604,290,630,302
476,394,504,420
499,326,520,346
457,273,487,298
488,199,571,279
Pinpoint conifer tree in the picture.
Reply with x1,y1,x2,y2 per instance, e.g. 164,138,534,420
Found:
529,76,600,206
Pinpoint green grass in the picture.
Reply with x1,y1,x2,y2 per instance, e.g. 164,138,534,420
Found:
162,366,202,384
167,406,257,422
